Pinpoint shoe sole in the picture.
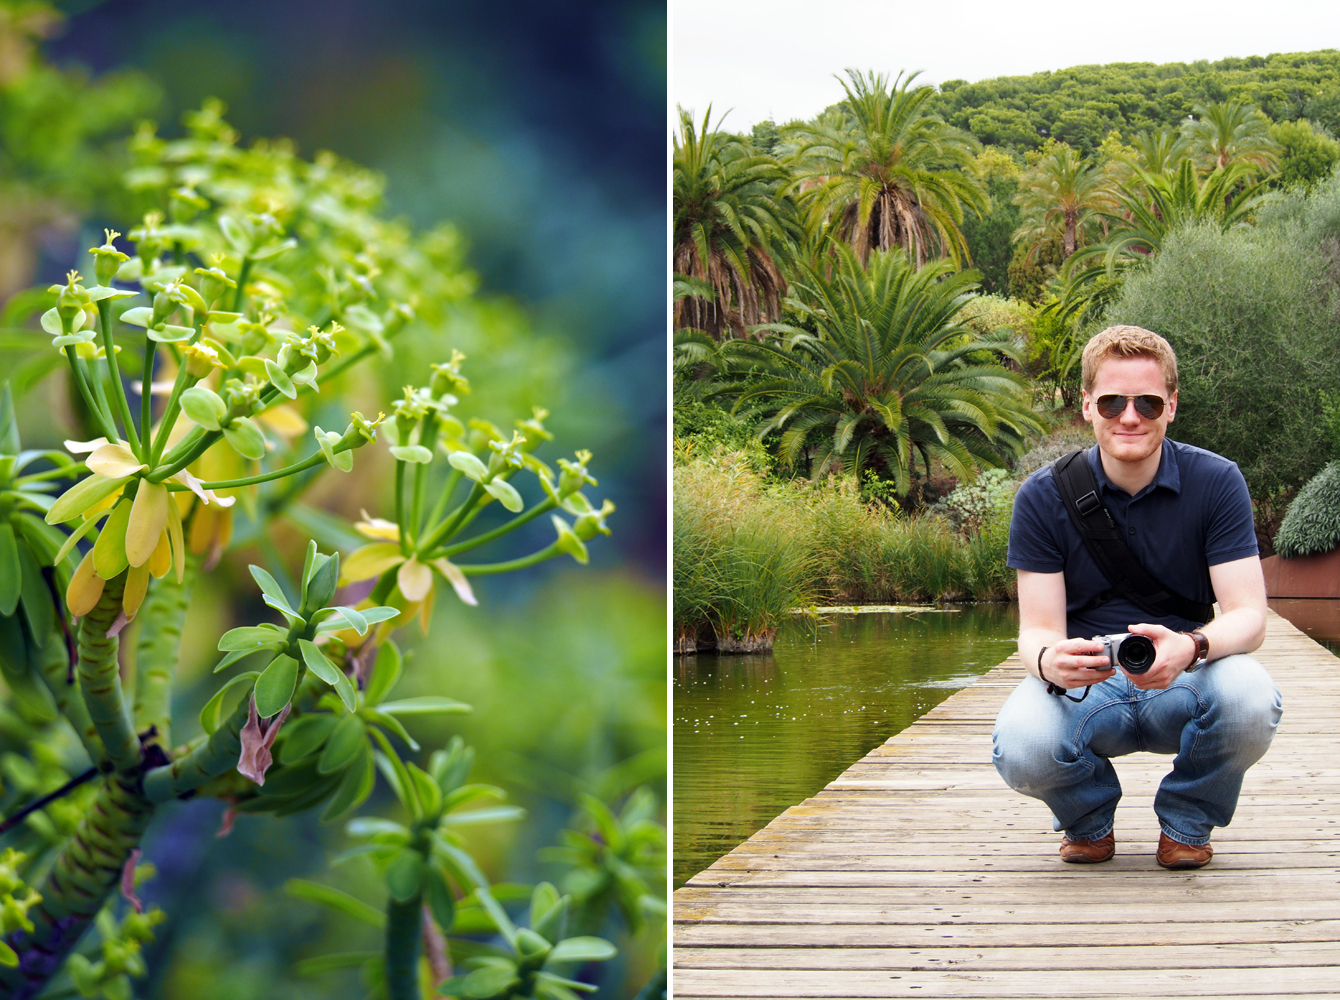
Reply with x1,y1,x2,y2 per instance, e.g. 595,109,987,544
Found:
1158,857,1211,870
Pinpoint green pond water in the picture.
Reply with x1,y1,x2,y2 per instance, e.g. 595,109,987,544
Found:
673,604,1020,887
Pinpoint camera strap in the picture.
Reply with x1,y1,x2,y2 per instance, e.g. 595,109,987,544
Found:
1052,449,1213,625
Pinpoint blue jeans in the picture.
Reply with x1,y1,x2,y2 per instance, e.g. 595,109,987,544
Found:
992,655,1282,845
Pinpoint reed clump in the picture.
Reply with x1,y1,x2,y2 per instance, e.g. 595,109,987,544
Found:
673,454,1017,653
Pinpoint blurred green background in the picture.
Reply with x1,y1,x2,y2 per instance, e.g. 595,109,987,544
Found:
0,0,666,995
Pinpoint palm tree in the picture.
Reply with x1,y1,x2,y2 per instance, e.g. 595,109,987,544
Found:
1052,158,1266,328
788,70,987,269
1129,128,1190,175
1012,143,1110,260
709,246,1044,492
673,106,798,339
1182,100,1280,176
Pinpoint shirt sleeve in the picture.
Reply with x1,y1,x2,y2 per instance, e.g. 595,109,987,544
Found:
1204,461,1259,565
1007,471,1066,573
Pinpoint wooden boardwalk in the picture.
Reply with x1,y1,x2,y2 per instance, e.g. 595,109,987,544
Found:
673,610,1340,999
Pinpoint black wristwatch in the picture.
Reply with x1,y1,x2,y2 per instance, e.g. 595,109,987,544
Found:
1182,630,1209,671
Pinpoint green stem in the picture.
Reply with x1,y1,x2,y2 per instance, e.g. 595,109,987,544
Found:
199,449,327,490
96,300,141,456
417,482,485,554
147,332,202,469
423,467,463,535
0,772,154,999
384,895,424,1000
230,257,253,313
143,691,252,804
457,542,561,575
76,573,142,773
141,332,157,456
17,464,87,485
64,347,118,442
79,354,118,440
428,497,556,560
151,382,284,482
34,628,106,765
133,555,198,749
395,461,409,554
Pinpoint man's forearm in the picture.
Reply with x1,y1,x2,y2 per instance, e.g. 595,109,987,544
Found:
1200,605,1266,662
1018,627,1066,681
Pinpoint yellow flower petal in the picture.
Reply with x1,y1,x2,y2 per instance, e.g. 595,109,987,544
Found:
397,557,433,602
123,563,151,619
166,492,185,583
354,509,401,541
340,543,404,584
82,484,126,520
86,443,148,479
148,529,172,579
431,558,477,606
126,482,169,567
64,437,110,454
67,550,105,617
93,499,131,579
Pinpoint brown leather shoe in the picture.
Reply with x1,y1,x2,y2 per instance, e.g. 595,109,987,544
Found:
1059,832,1115,863
1157,832,1212,869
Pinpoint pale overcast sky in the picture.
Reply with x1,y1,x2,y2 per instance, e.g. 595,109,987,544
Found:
673,0,1339,130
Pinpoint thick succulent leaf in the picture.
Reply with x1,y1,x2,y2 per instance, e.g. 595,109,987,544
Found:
0,524,20,616
254,653,299,718
217,625,288,652
199,671,259,734
283,879,386,927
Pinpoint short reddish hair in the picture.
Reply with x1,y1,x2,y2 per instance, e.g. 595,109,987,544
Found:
1081,325,1178,395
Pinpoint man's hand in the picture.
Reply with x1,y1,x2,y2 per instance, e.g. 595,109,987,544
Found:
1040,637,1116,689
1124,623,1197,689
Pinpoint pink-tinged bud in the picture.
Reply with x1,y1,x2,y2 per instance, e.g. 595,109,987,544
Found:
237,695,291,785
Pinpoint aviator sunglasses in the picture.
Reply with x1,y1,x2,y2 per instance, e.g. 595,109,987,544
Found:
1093,393,1168,420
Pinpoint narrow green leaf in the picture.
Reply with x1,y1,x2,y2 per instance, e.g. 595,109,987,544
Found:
365,707,420,752
377,697,471,716
249,564,293,611
284,879,386,928
363,641,402,706
218,625,287,652
321,742,374,822
548,937,617,963
0,524,20,616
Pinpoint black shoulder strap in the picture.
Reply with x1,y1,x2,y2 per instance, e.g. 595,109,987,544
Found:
1052,449,1213,625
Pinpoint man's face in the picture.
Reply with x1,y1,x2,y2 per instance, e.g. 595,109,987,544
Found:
1081,355,1177,465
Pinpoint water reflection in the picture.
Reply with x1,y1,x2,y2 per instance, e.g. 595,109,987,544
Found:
673,605,1020,886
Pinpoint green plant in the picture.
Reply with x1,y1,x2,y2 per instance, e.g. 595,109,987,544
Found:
710,245,1046,492
787,69,987,269
0,102,643,1000
1274,462,1340,558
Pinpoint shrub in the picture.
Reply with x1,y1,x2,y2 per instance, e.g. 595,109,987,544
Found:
1106,210,1340,494
1012,425,1095,478
1274,461,1340,557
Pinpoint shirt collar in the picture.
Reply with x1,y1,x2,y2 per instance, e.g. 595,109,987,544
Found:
1087,438,1181,498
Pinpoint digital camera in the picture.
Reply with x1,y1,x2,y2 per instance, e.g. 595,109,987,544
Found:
1092,632,1157,674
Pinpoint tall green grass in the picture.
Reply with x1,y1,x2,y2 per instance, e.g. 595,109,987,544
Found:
673,457,817,653
673,457,1016,652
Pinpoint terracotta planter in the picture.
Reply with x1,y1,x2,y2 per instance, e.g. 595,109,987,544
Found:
1261,548,1340,599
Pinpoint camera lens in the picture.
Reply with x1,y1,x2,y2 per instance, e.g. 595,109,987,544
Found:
1117,634,1157,673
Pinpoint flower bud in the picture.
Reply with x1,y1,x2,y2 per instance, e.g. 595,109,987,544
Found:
557,450,597,497
90,230,129,286
573,498,615,541
183,343,224,379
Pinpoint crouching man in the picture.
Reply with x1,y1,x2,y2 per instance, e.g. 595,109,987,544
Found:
992,325,1282,869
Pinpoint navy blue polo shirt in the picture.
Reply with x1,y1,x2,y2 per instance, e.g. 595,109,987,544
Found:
1008,439,1258,638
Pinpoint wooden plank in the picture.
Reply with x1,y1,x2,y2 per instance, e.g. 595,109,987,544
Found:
673,611,1340,996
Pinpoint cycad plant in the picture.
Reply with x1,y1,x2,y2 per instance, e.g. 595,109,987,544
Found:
672,107,798,339
787,70,987,269
708,245,1045,493
0,105,652,1000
